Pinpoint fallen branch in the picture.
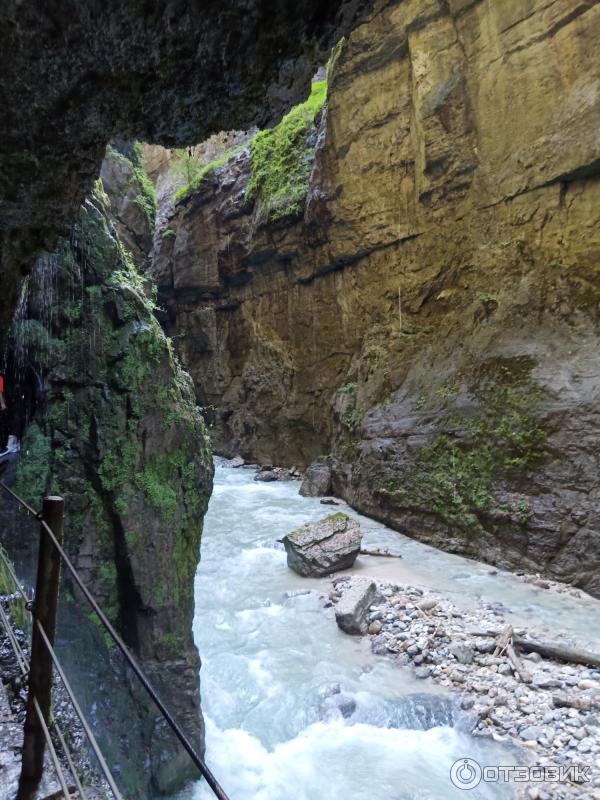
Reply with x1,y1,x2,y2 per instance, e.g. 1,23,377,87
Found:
494,624,531,682
494,623,513,657
513,636,600,669
506,642,532,683
552,692,600,711
359,549,402,559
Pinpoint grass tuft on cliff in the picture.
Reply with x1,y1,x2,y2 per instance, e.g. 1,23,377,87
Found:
247,79,327,221
106,143,157,230
174,144,247,203
174,80,327,215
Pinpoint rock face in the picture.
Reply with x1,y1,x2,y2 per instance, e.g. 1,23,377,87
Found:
6,164,212,796
0,0,370,345
153,0,600,597
99,142,156,267
282,513,362,576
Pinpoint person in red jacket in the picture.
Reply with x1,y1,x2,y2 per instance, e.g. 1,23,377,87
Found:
0,373,6,411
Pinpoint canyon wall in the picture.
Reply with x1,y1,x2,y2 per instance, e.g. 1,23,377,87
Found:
153,0,600,596
7,147,213,796
0,0,369,342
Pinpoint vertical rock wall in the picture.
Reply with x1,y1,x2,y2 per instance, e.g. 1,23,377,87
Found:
9,159,213,795
152,0,600,596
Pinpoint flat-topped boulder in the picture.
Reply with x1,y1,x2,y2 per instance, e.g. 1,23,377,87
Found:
282,512,362,577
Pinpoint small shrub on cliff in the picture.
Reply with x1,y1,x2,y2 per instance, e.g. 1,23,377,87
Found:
247,79,327,221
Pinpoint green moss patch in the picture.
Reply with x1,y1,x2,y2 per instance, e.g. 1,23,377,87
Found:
13,423,51,507
379,365,549,533
247,79,327,221
0,546,29,630
174,144,247,204
173,80,327,218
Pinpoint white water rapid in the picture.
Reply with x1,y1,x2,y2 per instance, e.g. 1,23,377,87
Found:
176,463,600,800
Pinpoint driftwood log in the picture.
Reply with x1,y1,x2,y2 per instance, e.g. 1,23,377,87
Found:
478,625,600,669
552,692,600,711
359,549,402,559
512,636,600,669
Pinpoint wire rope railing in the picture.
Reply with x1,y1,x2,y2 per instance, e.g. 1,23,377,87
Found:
0,481,231,800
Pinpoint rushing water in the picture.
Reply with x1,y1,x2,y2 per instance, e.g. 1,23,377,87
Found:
178,463,600,800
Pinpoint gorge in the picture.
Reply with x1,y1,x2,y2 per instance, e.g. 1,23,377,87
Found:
1,0,600,798
153,0,600,596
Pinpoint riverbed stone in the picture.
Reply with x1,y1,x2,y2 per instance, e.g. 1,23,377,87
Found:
448,643,475,664
255,466,279,482
414,666,431,679
520,725,544,741
335,578,377,635
282,513,362,577
532,672,562,689
299,461,332,497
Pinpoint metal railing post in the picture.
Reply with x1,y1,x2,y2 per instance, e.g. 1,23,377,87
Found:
17,495,64,800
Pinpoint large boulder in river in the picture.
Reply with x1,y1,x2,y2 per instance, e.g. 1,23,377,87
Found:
282,513,362,577
299,461,332,497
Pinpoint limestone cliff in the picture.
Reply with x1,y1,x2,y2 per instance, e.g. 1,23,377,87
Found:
7,149,213,795
153,0,600,597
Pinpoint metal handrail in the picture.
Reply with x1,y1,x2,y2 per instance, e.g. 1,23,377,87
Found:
0,601,76,799
34,620,123,800
0,481,231,800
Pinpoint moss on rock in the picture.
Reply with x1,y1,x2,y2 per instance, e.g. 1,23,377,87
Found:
377,365,549,534
10,183,212,796
247,79,327,221
13,423,51,506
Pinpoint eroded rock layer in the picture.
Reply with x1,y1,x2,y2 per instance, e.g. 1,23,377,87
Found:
154,0,600,596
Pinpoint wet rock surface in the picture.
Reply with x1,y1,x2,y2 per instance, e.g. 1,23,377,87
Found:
2,185,213,796
299,461,333,497
282,513,362,577
328,576,600,799
254,465,301,483
154,0,600,596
